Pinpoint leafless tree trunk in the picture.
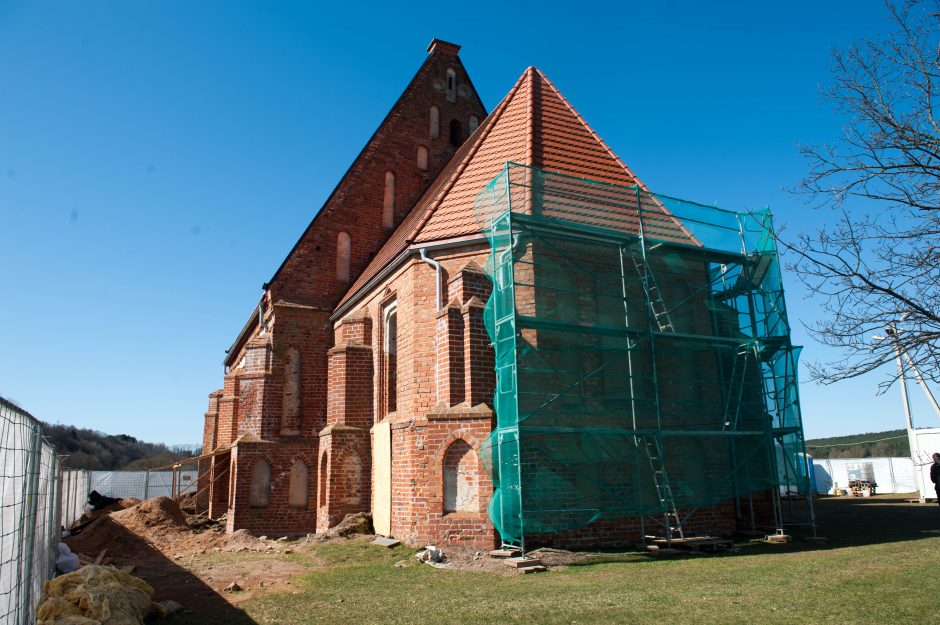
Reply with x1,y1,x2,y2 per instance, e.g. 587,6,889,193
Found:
786,0,940,386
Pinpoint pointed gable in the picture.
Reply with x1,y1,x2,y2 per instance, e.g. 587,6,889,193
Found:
338,66,691,309
264,40,487,310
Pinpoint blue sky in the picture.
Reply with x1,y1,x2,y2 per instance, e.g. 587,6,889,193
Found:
2,0,937,444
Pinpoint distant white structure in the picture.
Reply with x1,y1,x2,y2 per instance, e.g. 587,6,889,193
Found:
910,428,940,501
811,457,917,495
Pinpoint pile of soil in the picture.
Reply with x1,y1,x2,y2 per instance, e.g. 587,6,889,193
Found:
67,496,225,559
111,497,189,534
224,529,275,553
66,515,150,558
306,512,373,543
176,492,198,514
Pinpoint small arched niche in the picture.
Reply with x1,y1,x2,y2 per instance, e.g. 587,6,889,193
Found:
416,145,428,171
443,439,479,513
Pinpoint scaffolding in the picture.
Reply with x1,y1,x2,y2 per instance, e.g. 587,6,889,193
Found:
475,163,815,550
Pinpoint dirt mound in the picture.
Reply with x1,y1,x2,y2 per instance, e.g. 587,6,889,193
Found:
307,512,373,543
66,515,147,558
112,496,189,534
66,497,225,561
224,529,273,552
177,492,198,514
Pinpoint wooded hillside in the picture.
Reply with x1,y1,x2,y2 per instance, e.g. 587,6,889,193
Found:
43,422,199,470
804,429,908,459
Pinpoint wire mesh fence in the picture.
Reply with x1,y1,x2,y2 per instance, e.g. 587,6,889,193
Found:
0,397,61,625
86,468,199,501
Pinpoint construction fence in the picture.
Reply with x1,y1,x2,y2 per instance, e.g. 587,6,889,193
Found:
475,163,814,549
85,468,199,502
811,457,918,495
0,397,61,625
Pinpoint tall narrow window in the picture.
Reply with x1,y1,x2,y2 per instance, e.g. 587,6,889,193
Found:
336,232,351,282
383,171,395,228
429,106,440,139
446,68,457,102
449,119,462,147
383,303,398,414
416,146,428,171
468,115,479,134
249,459,271,508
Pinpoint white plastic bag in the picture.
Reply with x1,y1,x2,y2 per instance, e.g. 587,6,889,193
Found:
55,542,80,573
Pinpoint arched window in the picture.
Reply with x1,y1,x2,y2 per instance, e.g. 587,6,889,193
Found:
384,302,398,415
416,146,428,171
249,459,271,508
289,460,308,508
429,106,440,139
449,119,462,147
336,232,351,282
383,171,395,228
468,115,479,134
443,439,479,513
446,68,457,102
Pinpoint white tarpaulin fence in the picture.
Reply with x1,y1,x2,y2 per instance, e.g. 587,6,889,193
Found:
59,469,90,530
0,397,61,625
811,456,919,495
86,469,198,501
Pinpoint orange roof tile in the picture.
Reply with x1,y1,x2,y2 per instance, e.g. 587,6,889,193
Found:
338,67,691,309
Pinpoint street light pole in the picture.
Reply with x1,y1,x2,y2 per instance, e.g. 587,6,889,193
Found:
876,324,925,501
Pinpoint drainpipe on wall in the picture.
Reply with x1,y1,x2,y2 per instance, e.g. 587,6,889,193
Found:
419,248,442,310
420,248,443,406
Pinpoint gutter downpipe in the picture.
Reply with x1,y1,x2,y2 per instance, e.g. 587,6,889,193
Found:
419,248,443,310
419,248,443,406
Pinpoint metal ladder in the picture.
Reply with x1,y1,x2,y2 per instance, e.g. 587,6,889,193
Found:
642,435,685,542
629,250,675,333
722,344,753,431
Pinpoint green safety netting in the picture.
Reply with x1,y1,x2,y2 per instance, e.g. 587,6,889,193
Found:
474,163,813,549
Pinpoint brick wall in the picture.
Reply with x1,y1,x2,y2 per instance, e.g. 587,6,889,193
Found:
227,439,318,536
200,42,486,539
268,43,486,310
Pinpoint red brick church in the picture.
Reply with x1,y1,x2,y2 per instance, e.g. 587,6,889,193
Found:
198,39,754,547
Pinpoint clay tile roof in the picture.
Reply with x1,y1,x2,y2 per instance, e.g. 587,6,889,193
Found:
338,67,691,310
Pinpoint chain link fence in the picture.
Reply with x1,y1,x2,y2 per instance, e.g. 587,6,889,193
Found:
0,397,61,625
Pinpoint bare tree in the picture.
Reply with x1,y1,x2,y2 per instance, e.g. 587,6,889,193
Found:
787,0,940,385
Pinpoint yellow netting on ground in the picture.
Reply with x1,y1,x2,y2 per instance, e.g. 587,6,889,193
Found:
36,565,155,625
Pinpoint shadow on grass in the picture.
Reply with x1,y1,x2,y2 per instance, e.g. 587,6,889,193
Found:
719,494,940,559
65,516,256,625
551,495,940,567
808,494,940,547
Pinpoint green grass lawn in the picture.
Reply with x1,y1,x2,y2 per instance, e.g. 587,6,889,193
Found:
177,496,940,625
